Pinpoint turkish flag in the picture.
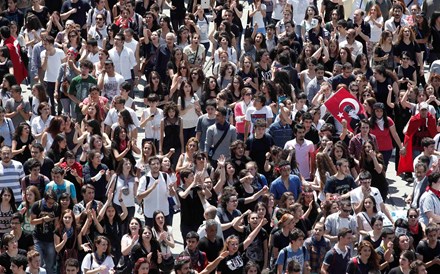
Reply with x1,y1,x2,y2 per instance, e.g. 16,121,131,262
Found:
324,87,367,133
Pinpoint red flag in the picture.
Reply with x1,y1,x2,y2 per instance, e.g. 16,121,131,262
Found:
324,87,366,133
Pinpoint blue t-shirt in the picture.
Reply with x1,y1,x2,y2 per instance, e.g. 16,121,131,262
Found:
45,180,77,200
276,246,309,274
270,175,302,201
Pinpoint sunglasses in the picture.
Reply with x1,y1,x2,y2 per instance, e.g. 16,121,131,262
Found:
408,215,418,218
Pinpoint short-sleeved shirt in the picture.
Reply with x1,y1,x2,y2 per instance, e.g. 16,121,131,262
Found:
30,199,59,242
44,180,77,200
419,190,440,225
217,244,245,274
323,246,351,274
68,75,97,103
5,98,31,128
245,106,273,135
369,117,395,151
324,175,357,195
40,48,65,82
0,160,25,203
270,175,302,201
276,246,309,274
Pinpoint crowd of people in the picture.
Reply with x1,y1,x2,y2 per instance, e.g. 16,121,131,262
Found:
0,0,439,274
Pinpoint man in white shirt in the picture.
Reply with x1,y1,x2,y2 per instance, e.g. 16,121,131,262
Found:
97,59,124,102
41,36,66,115
86,0,111,29
244,94,273,142
413,137,438,170
284,123,315,180
80,39,100,63
140,94,163,151
104,95,139,136
339,29,363,60
137,156,173,227
350,171,393,223
108,33,137,97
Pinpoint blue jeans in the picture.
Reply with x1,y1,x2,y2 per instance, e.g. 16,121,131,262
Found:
34,238,56,274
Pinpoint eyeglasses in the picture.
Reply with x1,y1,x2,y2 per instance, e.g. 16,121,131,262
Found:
245,93,252,96
96,18,104,21
342,209,351,213
229,199,238,203
408,215,418,218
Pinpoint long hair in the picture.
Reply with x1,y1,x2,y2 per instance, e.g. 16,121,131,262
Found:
0,187,16,212
316,152,337,191
24,185,40,216
50,133,66,153
89,134,109,157
13,122,30,140
397,26,416,44
360,195,378,213
33,83,49,103
85,104,103,124
178,80,194,110
358,240,380,270
119,109,135,127
115,158,136,177
57,209,77,232
369,107,390,129
359,140,384,173
330,141,350,164
152,210,168,233
46,116,64,138
94,235,112,255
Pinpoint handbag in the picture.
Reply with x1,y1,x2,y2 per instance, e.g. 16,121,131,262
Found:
208,124,230,160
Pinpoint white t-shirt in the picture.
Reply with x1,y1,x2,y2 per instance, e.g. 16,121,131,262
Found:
41,48,65,82
81,253,114,274
102,73,124,101
245,105,274,135
142,107,164,140
251,3,266,29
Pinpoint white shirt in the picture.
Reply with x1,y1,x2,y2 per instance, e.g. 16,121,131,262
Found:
41,48,65,82
104,107,140,127
102,72,124,101
108,46,137,80
137,171,171,217
142,107,163,140
350,186,384,211
250,3,266,29
31,115,53,142
111,174,137,207
339,40,364,60
245,106,274,135
81,253,114,274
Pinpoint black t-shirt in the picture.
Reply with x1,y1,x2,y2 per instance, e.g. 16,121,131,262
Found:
0,250,27,274
30,199,59,242
17,230,34,252
217,243,245,274
305,127,320,145
198,236,224,262
245,134,274,175
60,0,91,26
324,175,357,195
176,185,205,228
416,240,440,274
393,41,421,65
23,157,55,180
346,256,370,274
273,229,290,251
243,226,267,263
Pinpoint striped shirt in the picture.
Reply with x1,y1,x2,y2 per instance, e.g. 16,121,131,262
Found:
0,160,25,203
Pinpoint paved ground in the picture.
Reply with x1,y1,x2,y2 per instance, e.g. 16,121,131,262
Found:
19,1,419,256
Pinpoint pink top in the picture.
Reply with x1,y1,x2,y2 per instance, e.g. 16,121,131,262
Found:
234,101,249,134
370,117,394,151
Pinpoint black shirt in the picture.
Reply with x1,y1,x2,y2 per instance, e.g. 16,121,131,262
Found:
198,236,224,262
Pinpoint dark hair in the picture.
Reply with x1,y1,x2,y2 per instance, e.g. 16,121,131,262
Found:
185,231,200,241
289,228,305,241
152,210,168,233
0,187,16,212
428,172,440,186
10,254,27,270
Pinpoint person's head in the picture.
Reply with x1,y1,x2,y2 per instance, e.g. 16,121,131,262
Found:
399,250,416,269
10,213,22,232
27,250,43,271
337,228,353,245
148,156,161,173
134,257,150,274
357,240,379,269
289,228,305,248
0,186,15,208
10,255,27,274
163,102,179,119
381,227,395,243
414,162,427,181
185,231,199,251
359,170,372,191
128,217,143,236
410,260,427,274
392,3,404,19
425,223,439,242
94,235,111,256
81,184,95,202
2,233,17,252
428,172,440,187
51,166,66,184
335,158,349,175
80,60,94,76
